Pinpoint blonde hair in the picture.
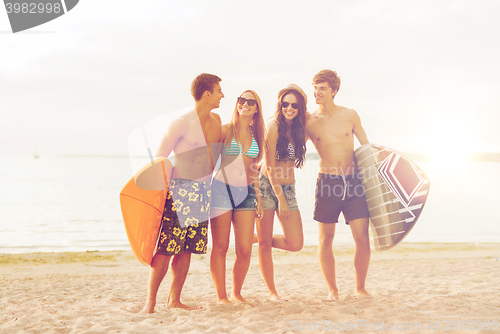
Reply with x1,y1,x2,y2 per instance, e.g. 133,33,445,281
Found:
225,90,265,162
313,69,341,92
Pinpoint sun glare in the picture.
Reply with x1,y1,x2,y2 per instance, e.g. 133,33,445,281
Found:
422,117,476,169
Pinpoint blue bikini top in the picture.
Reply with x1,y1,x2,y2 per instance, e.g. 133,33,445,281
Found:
223,127,259,158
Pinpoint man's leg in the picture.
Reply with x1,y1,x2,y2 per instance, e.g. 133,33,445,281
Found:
349,217,371,296
318,222,338,301
142,254,171,313
168,251,197,309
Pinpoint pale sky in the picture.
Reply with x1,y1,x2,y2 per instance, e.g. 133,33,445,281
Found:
1,0,499,157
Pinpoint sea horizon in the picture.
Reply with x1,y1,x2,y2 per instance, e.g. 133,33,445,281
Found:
3,149,500,162
1,155,499,254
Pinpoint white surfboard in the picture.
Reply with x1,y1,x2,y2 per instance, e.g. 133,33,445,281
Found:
355,144,430,251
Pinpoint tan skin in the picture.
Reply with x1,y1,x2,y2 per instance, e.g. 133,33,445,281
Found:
210,91,263,306
305,81,371,301
141,83,224,313
256,92,304,301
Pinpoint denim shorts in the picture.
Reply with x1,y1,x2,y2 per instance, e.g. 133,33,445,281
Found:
259,173,299,211
211,179,256,211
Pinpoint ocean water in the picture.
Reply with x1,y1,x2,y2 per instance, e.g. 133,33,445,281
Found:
0,156,499,254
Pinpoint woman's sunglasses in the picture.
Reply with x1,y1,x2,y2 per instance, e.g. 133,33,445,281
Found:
281,101,299,110
237,97,257,107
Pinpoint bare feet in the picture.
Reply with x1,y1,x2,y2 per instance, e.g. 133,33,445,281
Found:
140,301,156,314
167,300,201,310
217,298,233,305
326,290,339,301
355,288,372,298
269,293,282,302
231,294,253,306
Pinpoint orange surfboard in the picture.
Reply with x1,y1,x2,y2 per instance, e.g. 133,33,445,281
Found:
119,158,172,266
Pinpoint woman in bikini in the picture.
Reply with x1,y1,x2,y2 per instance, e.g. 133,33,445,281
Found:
210,90,265,305
256,84,307,301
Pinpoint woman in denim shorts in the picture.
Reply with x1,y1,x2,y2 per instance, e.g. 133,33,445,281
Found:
210,90,265,305
256,84,307,301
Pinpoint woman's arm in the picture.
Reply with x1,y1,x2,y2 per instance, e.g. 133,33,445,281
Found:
264,121,289,220
252,156,263,218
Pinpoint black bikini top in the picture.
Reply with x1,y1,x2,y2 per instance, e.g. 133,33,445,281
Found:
275,142,295,162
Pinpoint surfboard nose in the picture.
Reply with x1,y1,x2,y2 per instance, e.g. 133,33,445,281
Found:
5,0,80,33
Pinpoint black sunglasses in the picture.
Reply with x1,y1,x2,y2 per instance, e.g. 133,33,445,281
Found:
237,97,257,106
281,101,299,110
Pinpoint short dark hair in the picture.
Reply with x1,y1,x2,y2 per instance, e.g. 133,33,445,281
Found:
191,73,222,101
312,69,341,92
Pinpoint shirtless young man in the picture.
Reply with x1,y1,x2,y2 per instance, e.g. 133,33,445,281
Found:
141,73,224,313
305,70,371,301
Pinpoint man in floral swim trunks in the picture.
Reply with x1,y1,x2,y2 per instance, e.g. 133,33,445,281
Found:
156,178,211,256
142,73,224,313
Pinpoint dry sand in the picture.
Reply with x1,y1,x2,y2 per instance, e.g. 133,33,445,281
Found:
1,243,500,334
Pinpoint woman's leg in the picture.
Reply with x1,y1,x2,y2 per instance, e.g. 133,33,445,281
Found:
231,210,256,305
273,209,304,252
256,209,280,300
210,210,232,304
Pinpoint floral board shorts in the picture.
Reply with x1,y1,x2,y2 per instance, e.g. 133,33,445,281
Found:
155,178,210,256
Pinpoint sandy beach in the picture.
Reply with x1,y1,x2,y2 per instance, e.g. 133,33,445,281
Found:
1,243,499,334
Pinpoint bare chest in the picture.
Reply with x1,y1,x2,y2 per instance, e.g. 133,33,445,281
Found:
308,115,353,145
182,119,221,149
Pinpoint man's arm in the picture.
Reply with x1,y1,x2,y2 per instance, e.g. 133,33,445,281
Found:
156,117,189,158
213,112,222,127
207,113,224,168
304,112,312,142
214,123,228,166
352,110,369,145
214,113,224,156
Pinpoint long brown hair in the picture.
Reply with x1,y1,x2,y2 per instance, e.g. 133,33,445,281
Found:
224,90,265,162
275,87,307,168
